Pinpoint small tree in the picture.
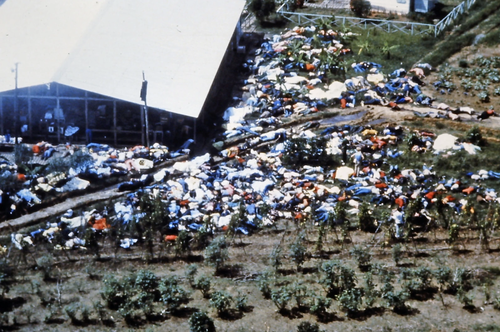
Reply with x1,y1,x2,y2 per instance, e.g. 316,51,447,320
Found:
290,232,307,271
358,202,376,232
350,245,372,271
159,276,189,312
391,243,403,266
185,264,198,288
194,276,212,299
337,288,364,318
271,286,292,313
204,236,229,274
209,291,233,316
189,311,216,332
350,0,371,17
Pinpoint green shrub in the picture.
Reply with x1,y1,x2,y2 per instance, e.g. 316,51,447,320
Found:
189,311,216,332
205,236,229,273
159,276,189,312
297,321,320,332
271,286,292,312
235,293,249,311
209,291,233,316
310,294,332,317
289,232,307,271
185,264,198,287
391,243,403,266
350,245,372,271
337,288,364,317
194,276,212,299
257,271,273,299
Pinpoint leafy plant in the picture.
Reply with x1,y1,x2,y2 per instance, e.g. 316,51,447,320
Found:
290,232,307,271
310,294,332,317
185,264,198,288
271,285,293,312
205,236,229,274
159,276,189,312
350,245,372,271
297,321,321,332
209,290,233,316
189,311,216,332
391,243,403,266
194,276,212,299
337,288,364,317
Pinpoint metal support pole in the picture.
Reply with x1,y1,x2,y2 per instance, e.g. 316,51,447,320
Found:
14,63,19,144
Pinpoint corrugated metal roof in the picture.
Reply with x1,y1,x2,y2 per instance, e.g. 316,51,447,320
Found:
0,0,245,118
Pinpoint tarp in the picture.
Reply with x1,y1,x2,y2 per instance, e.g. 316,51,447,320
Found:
0,0,245,118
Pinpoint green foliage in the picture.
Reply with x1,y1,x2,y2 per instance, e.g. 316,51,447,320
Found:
65,303,91,325
493,297,500,311
189,311,216,332
381,280,409,313
159,276,189,311
185,264,198,287
194,275,212,299
209,290,233,316
271,286,292,312
297,321,321,332
363,272,380,307
404,267,434,295
350,0,371,17
337,288,364,317
358,202,376,232
350,245,372,271
320,261,356,297
235,292,249,311
36,255,54,281
257,271,273,299
391,244,403,266
290,282,311,310
175,230,192,257
204,236,229,273
289,232,307,270
14,143,32,165
269,244,283,272
282,137,331,168
310,294,332,317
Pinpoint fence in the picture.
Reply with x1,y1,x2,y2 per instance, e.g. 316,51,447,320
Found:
272,0,477,37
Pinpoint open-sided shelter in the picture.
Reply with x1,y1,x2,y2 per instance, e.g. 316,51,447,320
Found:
0,0,245,146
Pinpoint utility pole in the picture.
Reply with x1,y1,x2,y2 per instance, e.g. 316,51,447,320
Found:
14,63,19,144
140,71,150,148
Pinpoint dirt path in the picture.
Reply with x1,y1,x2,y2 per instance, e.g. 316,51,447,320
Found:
0,184,127,233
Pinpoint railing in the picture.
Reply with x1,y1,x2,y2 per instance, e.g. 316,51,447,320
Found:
434,0,477,36
273,0,477,37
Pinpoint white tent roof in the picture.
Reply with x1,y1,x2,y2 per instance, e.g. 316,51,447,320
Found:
0,0,245,118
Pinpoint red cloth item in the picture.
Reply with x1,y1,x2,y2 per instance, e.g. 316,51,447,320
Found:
93,218,110,230
165,235,178,242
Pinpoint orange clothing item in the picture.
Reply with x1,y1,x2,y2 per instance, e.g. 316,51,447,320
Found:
462,187,475,195
165,235,178,242
17,173,26,182
375,183,388,189
32,145,41,154
424,191,436,200
305,63,316,71
395,197,405,208
340,99,347,109
93,218,110,230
